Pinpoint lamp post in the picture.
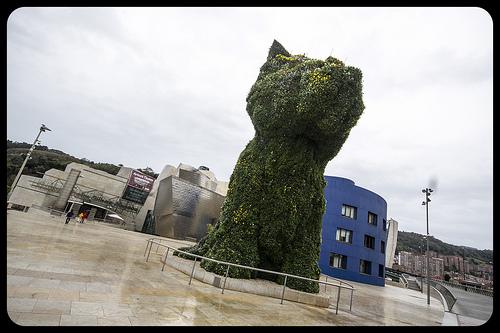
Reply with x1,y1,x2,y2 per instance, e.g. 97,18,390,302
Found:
8,124,51,201
419,242,424,293
422,187,433,305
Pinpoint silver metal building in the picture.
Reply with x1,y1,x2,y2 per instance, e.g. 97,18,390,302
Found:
151,167,226,241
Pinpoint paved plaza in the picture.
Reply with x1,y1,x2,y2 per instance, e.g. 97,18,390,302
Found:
7,209,447,326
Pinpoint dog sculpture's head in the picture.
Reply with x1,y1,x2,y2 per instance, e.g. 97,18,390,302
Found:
246,40,364,160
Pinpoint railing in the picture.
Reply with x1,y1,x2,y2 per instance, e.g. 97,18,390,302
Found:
70,189,141,217
429,281,457,310
415,277,422,291
436,279,493,297
385,270,400,282
385,270,412,289
400,273,408,288
144,238,355,314
388,268,493,298
30,179,64,193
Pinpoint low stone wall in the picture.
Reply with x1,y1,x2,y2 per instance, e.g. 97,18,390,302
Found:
421,282,454,312
431,282,457,311
162,254,331,308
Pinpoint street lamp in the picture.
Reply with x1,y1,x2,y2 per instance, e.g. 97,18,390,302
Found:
419,241,424,293
7,124,51,201
422,187,433,305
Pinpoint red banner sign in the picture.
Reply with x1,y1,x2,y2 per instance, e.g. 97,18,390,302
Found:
127,170,155,193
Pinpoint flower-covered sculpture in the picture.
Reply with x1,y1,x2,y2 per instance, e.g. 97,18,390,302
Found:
178,40,364,293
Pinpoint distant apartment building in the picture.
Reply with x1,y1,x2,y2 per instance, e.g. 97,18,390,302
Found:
396,247,492,284
429,257,444,278
477,263,493,280
398,251,414,272
443,255,469,274
397,251,444,278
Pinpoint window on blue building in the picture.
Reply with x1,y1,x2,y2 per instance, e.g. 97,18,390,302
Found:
341,204,357,219
364,235,375,249
329,253,347,269
368,212,377,225
383,219,387,231
379,264,384,277
360,260,371,275
381,240,386,254
336,228,353,244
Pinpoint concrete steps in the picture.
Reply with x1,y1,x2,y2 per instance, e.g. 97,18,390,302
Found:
407,279,421,291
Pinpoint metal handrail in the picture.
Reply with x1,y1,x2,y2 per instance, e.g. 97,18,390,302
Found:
143,238,355,314
400,273,408,288
415,277,422,291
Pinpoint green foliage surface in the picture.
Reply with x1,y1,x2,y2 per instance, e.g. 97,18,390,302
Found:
178,40,364,293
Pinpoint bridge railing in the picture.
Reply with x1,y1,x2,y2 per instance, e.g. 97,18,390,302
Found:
436,279,493,297
387,268,493,298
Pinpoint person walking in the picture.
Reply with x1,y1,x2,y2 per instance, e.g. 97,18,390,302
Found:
82,210,89,224
65,210,74,224
78,212,84,224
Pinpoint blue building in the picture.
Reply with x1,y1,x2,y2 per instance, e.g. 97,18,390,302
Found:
319,176,388,286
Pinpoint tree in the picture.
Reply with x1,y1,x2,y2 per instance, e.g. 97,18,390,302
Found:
6,140,122,183
137,167,158,179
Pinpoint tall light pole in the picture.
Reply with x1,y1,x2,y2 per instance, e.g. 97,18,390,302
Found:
422,187,433,305
7,124,51,201
419,242,424,293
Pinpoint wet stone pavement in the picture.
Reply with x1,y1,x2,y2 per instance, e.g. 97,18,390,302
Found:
7,209,446,326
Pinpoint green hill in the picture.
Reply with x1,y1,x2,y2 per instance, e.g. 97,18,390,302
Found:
396,230,492,264
7,139,157,193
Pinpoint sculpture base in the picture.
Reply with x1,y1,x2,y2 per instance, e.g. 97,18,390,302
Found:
162,254,331,308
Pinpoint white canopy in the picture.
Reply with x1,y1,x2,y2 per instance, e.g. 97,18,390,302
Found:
107,213,124,220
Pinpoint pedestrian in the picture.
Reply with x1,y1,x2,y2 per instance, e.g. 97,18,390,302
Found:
65,210,74,224
82,210,89,223
78,212,84,224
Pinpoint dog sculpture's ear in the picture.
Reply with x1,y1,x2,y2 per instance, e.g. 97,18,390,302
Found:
256,40,291,77
267,40,290,61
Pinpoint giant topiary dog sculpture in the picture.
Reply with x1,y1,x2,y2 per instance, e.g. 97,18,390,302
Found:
178,40,364,293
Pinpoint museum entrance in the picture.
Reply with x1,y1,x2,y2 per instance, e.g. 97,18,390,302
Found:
64,200,115,222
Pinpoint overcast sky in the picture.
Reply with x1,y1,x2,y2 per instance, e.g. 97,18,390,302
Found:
7,7,493,250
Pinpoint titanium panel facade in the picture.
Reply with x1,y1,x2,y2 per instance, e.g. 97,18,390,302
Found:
153,175,225,241
178,168,218,192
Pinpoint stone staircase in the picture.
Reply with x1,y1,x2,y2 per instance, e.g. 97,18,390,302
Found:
407,278,421,292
